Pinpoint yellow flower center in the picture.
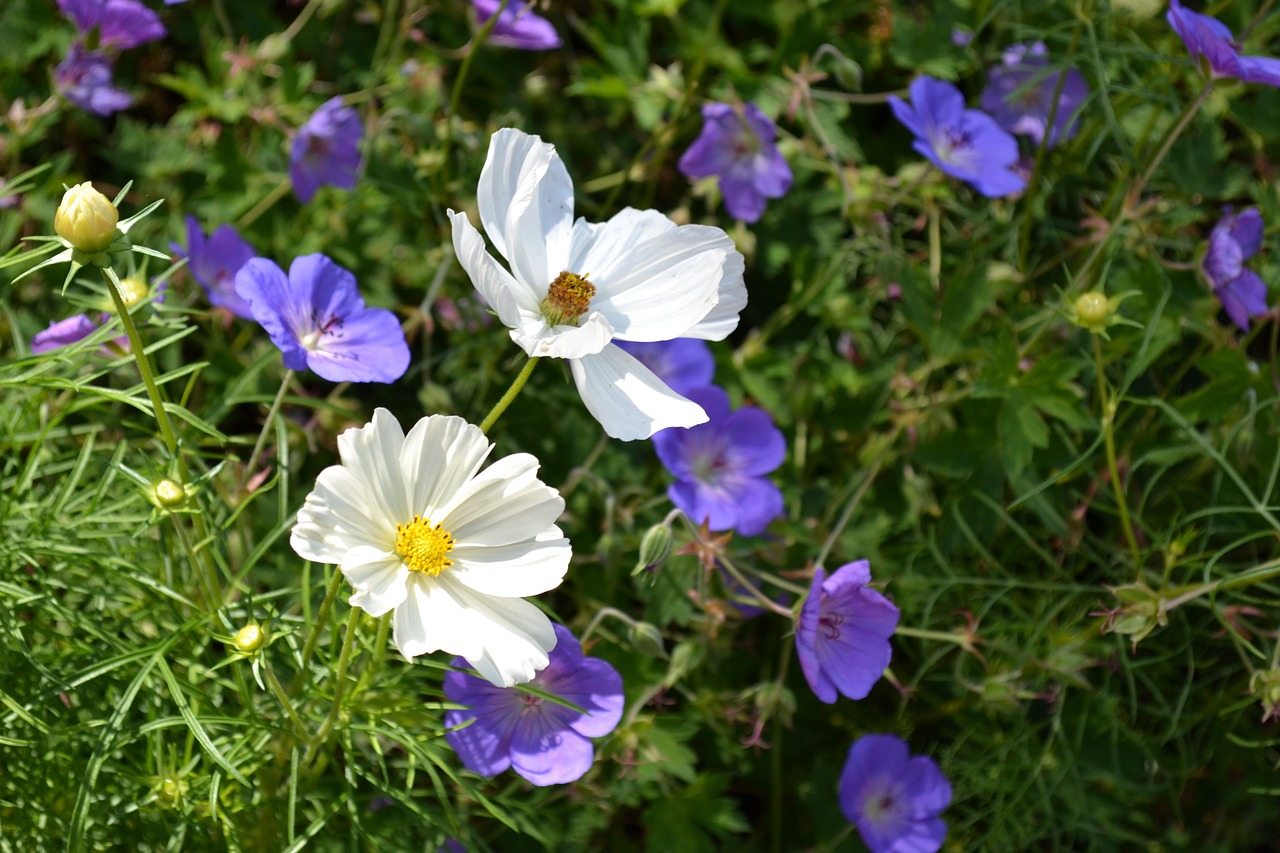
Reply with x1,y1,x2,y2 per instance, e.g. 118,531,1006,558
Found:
541,270,595,327
395,515,455,576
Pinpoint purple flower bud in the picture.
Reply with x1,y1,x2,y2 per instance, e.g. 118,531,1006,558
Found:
290,97,363,204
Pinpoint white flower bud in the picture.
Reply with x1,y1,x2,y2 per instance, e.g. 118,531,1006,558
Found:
54,182,118,254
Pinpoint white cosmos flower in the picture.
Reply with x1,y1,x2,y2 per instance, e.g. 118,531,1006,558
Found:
290,408,571,688
448,128,747,441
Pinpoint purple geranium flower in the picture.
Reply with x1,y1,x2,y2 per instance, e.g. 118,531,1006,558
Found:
652,385,785,537
1167,0,1280,86
839,734,951,853
1203,206,1269,332
980,42,1090,149
290,97,363,203
54,45,133,116
32,314,127,354
444,623,624,786
234,253,410,383
473,0,562,51
795,560,899,703
172,216,256,319
678,102,793,223
613,339,715,397
888,76,1026,198
58,0,166,50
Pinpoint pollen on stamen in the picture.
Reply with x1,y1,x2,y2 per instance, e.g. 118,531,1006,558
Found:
395,514,455,576
541,270,595,327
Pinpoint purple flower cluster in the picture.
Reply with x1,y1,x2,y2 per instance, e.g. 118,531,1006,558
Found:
234,253,410,383
840,734,951,853
1203,207,1270,332
291,98,364,203
55,0,166,116
679,102,793,223
890,42,1091,196
444,624,623,786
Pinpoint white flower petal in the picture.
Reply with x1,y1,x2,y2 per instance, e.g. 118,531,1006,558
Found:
681,245,746,341
449,529,571,598
566,207,676,274
291,464,395,562
590,224,733,340
441,454,566,546
477,128,574,291
400,414,493,518
342,545,409,617
570,345,709,440
449,209,542,330
511,312,615,359
336,408,411,525
393,575,557,687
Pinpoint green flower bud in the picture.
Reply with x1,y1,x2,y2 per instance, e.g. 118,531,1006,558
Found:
153,478,186,508
54,182,118,254
116,274,149,309
633,522,674,575
1074,292,1109,329
232,623,265,654
628,622,668,658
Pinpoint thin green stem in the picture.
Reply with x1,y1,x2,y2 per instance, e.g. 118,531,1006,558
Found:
354,613,392,696
262,658,308,738
244,369,294,490
1093,335,1141,571
479,356,540,433
298,566,344,681
894,625,973,646
717,553,793,618
1132,81,1212,201
236,179,293,230
279,0,324,44
814,430,899,569
102,267,179,455
307,608,362,761
440,0,511,189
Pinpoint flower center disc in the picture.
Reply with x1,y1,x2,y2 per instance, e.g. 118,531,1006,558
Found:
542,270,595,327
395,515,455,576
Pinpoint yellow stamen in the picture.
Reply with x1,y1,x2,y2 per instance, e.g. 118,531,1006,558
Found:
541,270,595,327
395,515,455,576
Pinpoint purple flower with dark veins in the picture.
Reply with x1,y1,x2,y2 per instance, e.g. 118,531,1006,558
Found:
172,216,256,319
290,98,363,203
473,0,562,51
678,102,793,223
839,734,951,853
58,0,166,49
234,253,410,383
652,385,785,537
888,76,1026,198
613,338,715,397
54,45,133,116
444,623,624,786
795,560,899,703
1167,0,1280,87
1203,206,1269,332
980,42,1090,149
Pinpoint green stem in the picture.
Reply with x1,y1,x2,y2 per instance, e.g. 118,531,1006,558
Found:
1132,82,1212,200
279,0,324,44
102,267,179,456
716,553,793,618
244,369,294,490
353,613,392,695
298,566,344,682
814,430,898,569
1093,335,1142,571
894,625,973,646
307,608,362,760
237,179,293,230
440,0,512,190
262,657,308,738
479,356,540,433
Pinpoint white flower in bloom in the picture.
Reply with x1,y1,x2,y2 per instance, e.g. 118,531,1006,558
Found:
290,408,571,687
449,128,747,441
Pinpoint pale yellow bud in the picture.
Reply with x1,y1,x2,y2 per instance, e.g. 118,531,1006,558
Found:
116,275,149,308
154,478,186,507
1073,292,1110,330
232,623,266,654
54,182,118,254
